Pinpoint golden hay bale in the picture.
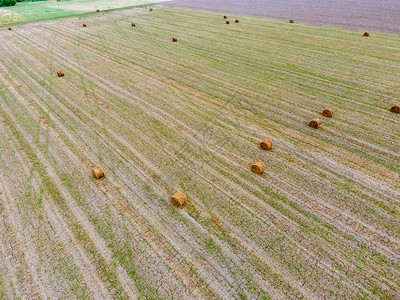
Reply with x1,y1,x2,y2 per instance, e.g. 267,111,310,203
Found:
223,16,228,19
226,21,230,24
363,32,370,37
235,19,239,23
7,27,12,30
171,191,187,208
260,138,273,150
289,20,294,23
149,7,153,11
391,104,400,114
92,165,105,179
322,107,334,117
57,71,64,77
82,24,87,27
309,118,322,128
131,23,136,27
172,37,178,42
96,9,100,12
251,160,265,174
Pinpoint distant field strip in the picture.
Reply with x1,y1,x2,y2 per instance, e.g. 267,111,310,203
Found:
0,0,169,25
0,6,399,299
0,9,25,24
45,0,171,12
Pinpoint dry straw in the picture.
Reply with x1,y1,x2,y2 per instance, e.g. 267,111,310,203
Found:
363,32,370,37
251,160,265,174
391,104,400,114
131,23,136,27
260,138,273,150
322,107,334,117
289,20,294,23
226,21,230,24
171,191,187,208
57,71,64,77
172,37,178,42
82,24,87,27
149,7,153,11
96,9,100,12
235,19,240,23
7,27,12,30
223,16,227,19
309,118,322,128
212,216,223,228
92,165,105,179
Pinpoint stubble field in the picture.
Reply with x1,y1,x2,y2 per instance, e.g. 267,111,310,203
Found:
0,5,399,299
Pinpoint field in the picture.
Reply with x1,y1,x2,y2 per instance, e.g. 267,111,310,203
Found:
166,0,400,34
0,0,168,25
0,5,400,299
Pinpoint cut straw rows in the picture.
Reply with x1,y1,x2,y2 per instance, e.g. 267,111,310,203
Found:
1,6,399,299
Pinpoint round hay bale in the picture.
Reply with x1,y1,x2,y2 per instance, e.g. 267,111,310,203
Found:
96,9,100,12
7,27,12,30
309,118,322,128
322,107,334,117
171,191,187,208
150,7,153,11
172,37,178,42
82,24,87,27
223,16,227,19
57,71,64,77
251,160,265,174
363,32,370,37
235,19,239,23
92,165,105,179
390,104,400,114
226,21,230,24
260,138,273,150
289,20,294,23
131,23,136,27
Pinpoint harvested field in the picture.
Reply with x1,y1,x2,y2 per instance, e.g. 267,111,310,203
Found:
0,6,399,299
166,0,400,34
